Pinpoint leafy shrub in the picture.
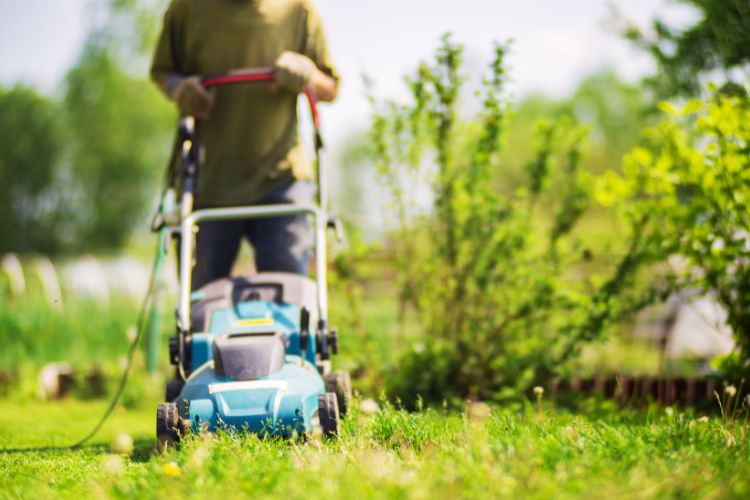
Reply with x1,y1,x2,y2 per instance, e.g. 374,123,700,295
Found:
599,90,750,378
369,37,652,406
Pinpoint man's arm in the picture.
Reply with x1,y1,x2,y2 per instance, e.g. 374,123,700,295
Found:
153,73,175,96
150,3,213,118
150,0,183,96
300,1,340,103
153,73,214,120
153,73,185,98
310,68,338,102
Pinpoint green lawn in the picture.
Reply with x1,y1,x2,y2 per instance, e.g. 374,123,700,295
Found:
1,397,749,499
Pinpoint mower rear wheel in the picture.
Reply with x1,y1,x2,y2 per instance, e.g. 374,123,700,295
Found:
156,402,180,452
317,392,339,439
324,371,351,417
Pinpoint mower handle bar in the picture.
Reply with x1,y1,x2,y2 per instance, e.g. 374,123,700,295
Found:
200,68,321,131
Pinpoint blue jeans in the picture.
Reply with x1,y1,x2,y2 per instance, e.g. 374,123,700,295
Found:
191,181,313,290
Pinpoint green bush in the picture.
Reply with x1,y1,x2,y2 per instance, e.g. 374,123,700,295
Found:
599,90,750,378
369,37,653,406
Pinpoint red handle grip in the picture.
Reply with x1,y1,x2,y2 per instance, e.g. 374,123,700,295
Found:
201,69,321,130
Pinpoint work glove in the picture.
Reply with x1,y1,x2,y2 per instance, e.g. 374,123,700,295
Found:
273,51,316,93
169,76,215,120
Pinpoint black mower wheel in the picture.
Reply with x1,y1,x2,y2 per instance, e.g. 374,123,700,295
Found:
156,402,180,451
324,371,351,417
317,392,339,439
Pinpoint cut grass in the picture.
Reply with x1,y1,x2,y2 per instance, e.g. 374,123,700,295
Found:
1,397,749,499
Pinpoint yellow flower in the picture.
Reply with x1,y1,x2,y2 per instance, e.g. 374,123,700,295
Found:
533,386,544,398
162,461,181,477
725,385,737,398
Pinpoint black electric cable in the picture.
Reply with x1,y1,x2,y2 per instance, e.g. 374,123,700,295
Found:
68,237,163,449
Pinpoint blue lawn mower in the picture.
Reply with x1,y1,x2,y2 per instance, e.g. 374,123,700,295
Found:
155,69,350,448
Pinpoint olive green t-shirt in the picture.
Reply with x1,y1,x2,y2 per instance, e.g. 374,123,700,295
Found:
151,0,338,206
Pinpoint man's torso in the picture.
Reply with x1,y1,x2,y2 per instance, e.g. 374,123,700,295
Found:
161,0,316,205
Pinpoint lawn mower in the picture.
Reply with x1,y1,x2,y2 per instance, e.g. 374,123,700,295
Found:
154,69,350,448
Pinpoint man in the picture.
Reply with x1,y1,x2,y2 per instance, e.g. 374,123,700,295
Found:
150,0,339,290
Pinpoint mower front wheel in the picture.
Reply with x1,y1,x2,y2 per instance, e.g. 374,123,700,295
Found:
156,402,183,452
324,371,351,417
317,392,339,439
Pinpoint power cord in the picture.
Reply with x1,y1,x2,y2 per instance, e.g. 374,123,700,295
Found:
69,237,163,449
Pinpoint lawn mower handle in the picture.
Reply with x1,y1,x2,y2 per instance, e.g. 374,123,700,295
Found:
200,69,322,132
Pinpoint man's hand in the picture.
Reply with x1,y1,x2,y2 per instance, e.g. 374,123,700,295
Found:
169,76,214,119
273,51,316,93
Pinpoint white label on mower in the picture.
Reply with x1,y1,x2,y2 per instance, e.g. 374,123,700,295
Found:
208,380,289,394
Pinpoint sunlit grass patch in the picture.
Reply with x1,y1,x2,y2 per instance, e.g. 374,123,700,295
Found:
6,397,749,499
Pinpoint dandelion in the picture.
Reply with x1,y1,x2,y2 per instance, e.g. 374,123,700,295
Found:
110,433,134,455
725,385,737,398
665,406,674,417
697,416,709,423
162,461,181,477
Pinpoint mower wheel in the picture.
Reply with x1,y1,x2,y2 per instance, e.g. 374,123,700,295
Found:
324,371,351,417
165,379,184,402
156,402,180,451
317,392,339,439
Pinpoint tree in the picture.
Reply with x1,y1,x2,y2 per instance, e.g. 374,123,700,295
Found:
60,0,174,251
0,85,64,254
620,0,750,97
62,45,173,250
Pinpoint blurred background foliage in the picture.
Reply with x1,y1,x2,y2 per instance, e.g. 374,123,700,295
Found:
0,85,63,254
0,0,173,255
617,0,750,97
